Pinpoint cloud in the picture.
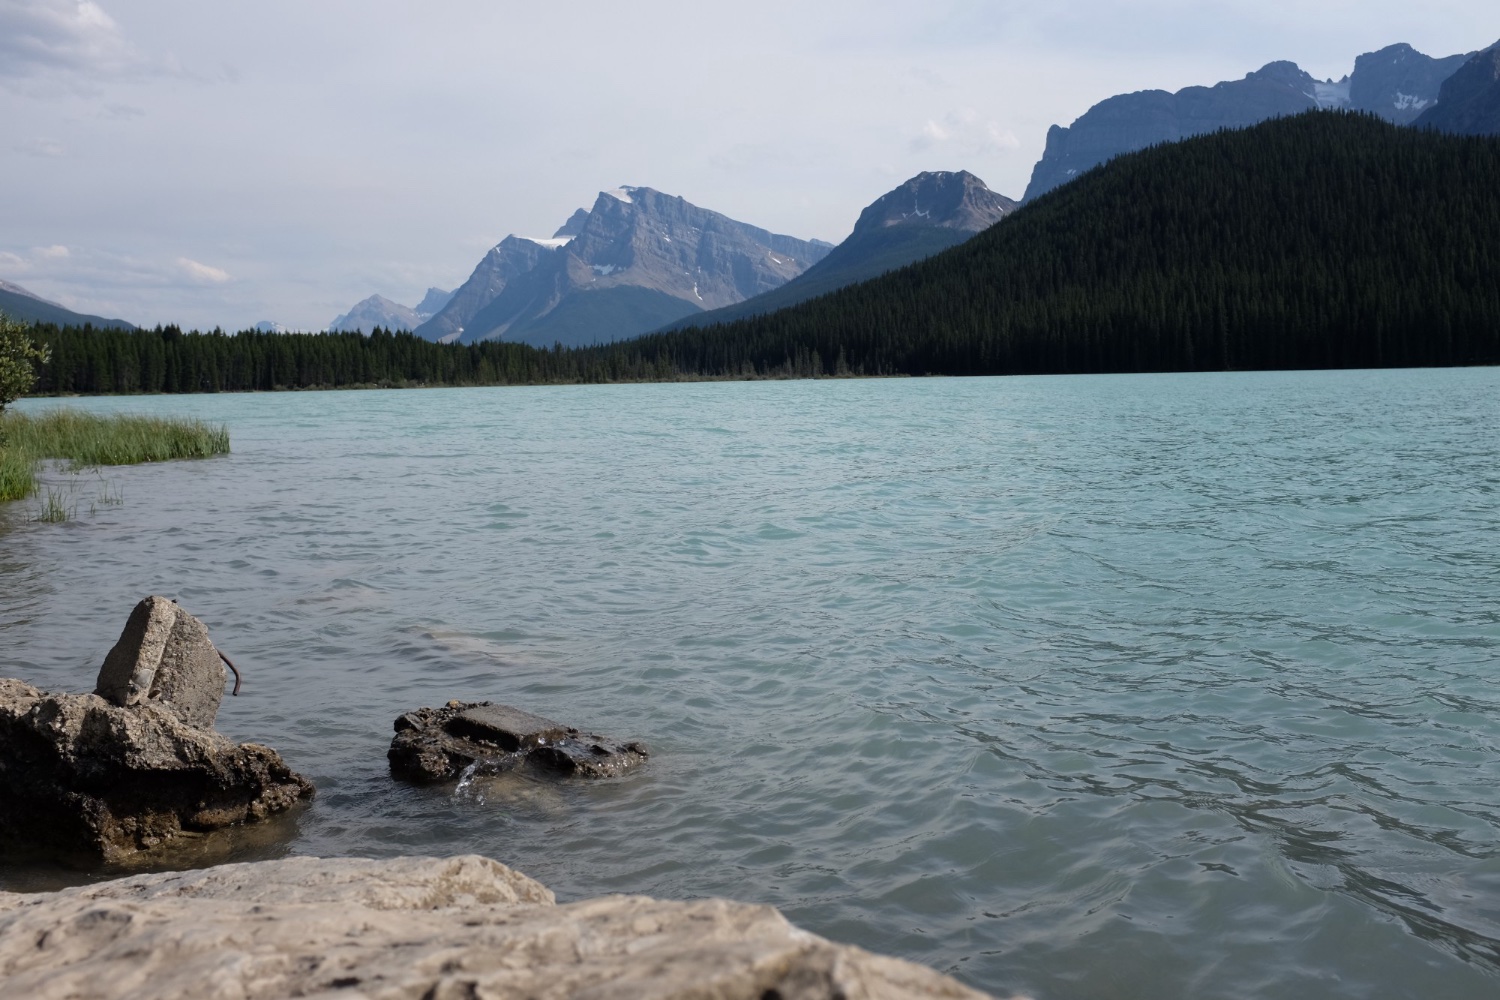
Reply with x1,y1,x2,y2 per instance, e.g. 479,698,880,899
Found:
0,244,248,324
2,243,233,290
0,244,69,271
175,257,231,284
15,136,65,156
0,0,142,85
909,109,1021,155
916,120,951,145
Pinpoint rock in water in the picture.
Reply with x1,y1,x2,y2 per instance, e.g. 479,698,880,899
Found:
0,855,1006,1000
94,595,227,729
0,678,313,860
389,700,648,783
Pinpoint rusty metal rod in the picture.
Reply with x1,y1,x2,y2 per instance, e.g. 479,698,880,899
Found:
217,649,242,696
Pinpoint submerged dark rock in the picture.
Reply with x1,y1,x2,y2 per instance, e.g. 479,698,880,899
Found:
389,701,648,784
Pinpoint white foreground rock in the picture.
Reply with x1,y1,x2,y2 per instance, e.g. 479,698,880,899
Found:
0,855,1003,1000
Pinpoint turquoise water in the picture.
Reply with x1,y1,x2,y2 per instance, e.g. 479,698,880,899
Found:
2,370,1498,999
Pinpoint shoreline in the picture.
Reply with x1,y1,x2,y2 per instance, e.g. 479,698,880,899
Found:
0,854,1006,999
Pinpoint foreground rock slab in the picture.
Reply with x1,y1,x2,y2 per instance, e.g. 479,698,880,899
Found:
0,855,1005,1000
390,700,648,783
0,678,312,860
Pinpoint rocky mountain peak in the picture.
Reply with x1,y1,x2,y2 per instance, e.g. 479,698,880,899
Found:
1412,39,1500,135
1024,41,1473,202
1350,42,1474,123
414,187,832,348
413,287,455,317
1245,61,1314,87
555,185,834,311
330,286,456,334
552,209,590,239
851,170,1017,236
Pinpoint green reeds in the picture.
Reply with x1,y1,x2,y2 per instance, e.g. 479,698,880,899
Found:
0,409,230,504
35,485,75,523
0,444,36,502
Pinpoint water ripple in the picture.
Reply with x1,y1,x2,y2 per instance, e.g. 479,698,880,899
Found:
2,370,1498,999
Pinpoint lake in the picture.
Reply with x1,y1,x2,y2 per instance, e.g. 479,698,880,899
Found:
2,369,1498,999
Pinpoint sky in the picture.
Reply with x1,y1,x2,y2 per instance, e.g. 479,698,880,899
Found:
1,1,1494,332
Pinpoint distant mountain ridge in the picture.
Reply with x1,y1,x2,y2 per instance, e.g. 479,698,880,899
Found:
31,114,1500,392
1024,42,1472,201
414,187,833,348
330,287,454,333
631,112,1500,379
0,279,134,330
661,170,1016,331
1414,40,1500,134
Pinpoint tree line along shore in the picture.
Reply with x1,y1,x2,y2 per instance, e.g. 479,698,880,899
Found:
11,111,1500,401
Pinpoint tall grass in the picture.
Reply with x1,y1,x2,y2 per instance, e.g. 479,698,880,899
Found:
0,444,35,501
0,409,230,503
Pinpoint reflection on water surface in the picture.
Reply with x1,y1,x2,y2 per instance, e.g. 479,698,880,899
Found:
2,370,1498,999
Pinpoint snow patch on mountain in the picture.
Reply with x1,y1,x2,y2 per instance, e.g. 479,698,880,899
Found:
1312,79,1352,108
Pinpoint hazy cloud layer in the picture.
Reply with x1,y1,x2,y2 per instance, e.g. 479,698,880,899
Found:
0,0,1493,330
0,0,140,82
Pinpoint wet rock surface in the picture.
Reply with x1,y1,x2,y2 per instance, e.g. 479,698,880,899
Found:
0,678,313,861
389,700,648,783
0,855,1005,1000
1,596,311,861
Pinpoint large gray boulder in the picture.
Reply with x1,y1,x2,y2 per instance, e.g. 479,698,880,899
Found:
0,855,1007,1000
94,595,227,729
389,700,648,783
0,678,313,860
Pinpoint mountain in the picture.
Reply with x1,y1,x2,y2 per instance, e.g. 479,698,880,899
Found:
413,287,455,317
415,187,833,348
1023,43,1472,201
1349,43,1473,123
411,236,562,343
0,279,134,329
660,171,1016,331
330,296,419,333
35,115,1500,392
616,112,1500,379
330,286,455,333
1414,41,1500,135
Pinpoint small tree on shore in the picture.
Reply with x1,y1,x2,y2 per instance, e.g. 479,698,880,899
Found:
0,312,49,416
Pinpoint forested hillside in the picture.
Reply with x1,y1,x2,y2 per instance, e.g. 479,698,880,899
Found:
21,111,1500,395
637,111,1500,376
